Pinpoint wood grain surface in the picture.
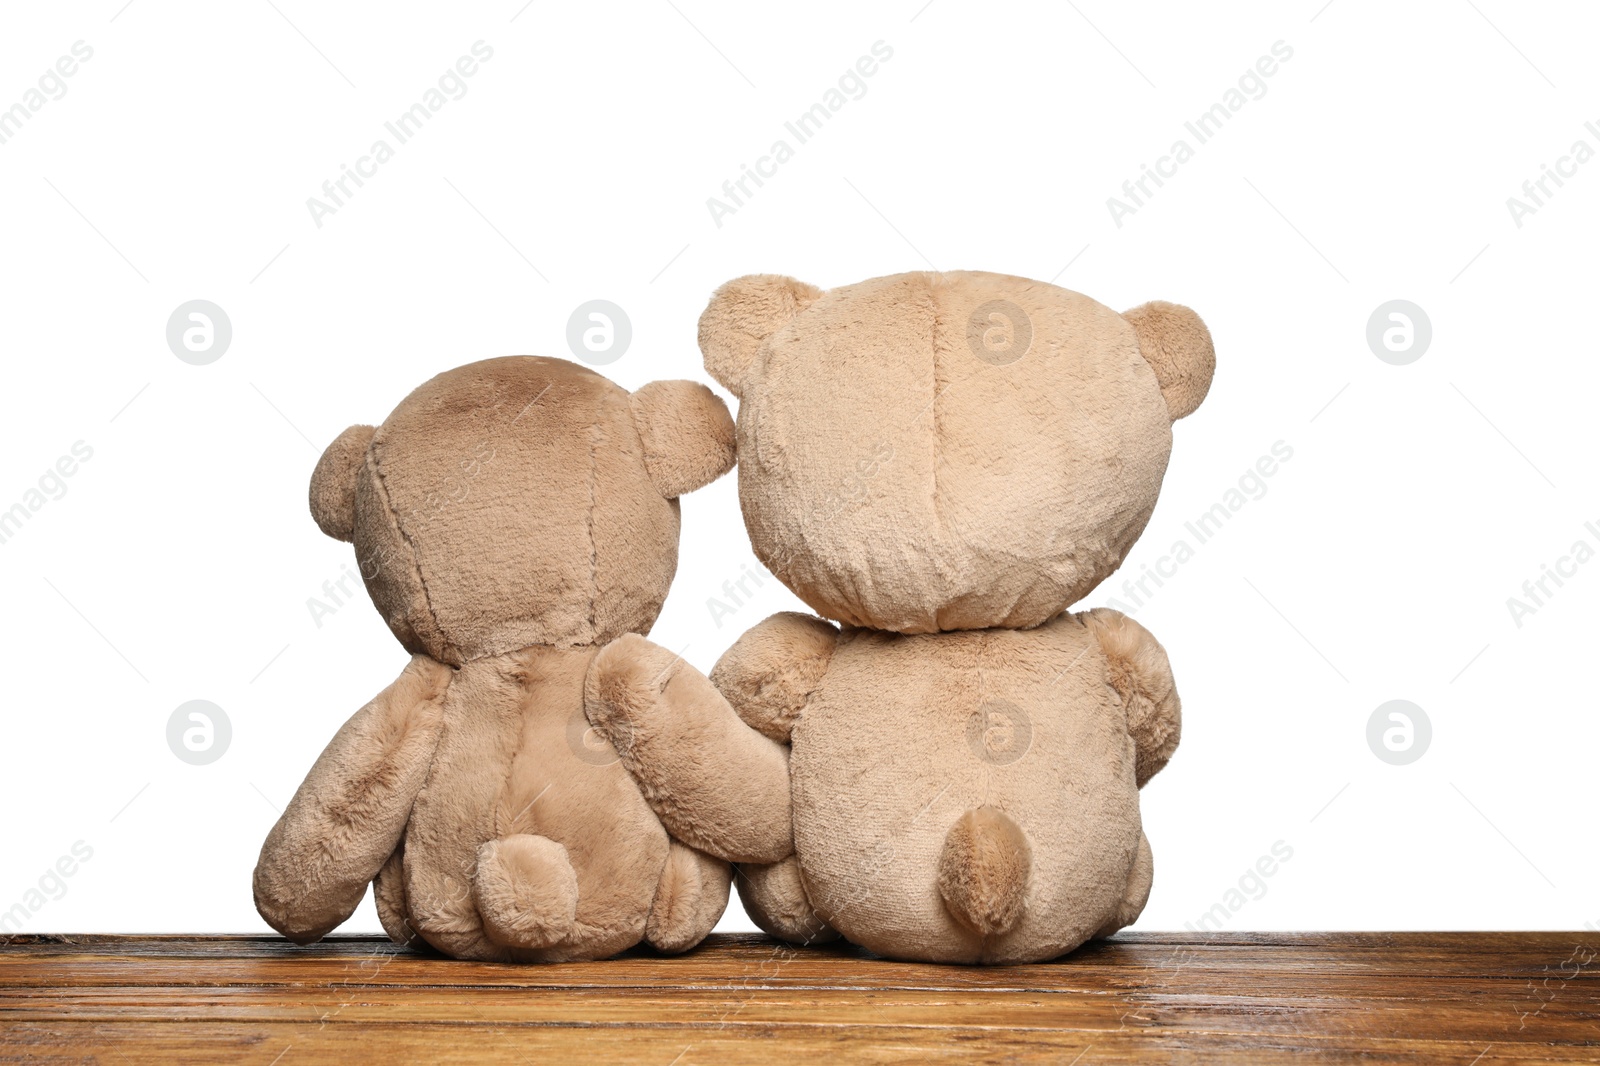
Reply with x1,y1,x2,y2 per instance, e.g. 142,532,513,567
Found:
2,932,1596,1063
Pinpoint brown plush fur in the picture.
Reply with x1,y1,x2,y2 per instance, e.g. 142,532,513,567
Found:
694,271,1212,963
1082,607,1182,787
700,271,1206,634
255,356,772,961
1093,831,1154,940
937,807,1032,940
584,634,792,864
473,834,580,950
697,274,823,399
254,654,450,944
1122,301,1216,421
351,357,684,663
630,380,737,498
372,842,418,947
706,611,837,743
646,842,734,953
308,424,375,541
735,856,839,945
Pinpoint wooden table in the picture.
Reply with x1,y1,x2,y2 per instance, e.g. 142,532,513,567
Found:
2,932,1596,1063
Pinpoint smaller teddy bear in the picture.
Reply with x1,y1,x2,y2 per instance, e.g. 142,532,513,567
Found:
253,356,791,962
587,271,1214,963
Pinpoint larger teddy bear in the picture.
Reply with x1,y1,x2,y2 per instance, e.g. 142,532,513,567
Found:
253,356,792,962
600,270,1215,964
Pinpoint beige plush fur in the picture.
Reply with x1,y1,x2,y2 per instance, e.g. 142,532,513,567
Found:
706,611,837,743
1122,301,1216,421
696,274,823,399
735,856,839,945
937,807,1032,937
687,271,1212,963
699,271,1208,634
255,356,784,961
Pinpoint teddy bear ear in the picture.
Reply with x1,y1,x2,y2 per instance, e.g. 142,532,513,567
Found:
1122,301,1216,421
309,424,375,541
629,380,736,498
698,274,824,398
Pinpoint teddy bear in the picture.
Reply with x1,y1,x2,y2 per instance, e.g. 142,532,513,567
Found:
588,271,1214,963
253,355,793,962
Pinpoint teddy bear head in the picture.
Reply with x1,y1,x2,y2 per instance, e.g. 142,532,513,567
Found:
699,271,1214,634
308,356,734,664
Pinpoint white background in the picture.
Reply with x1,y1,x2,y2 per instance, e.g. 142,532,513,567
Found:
1,0,1595,938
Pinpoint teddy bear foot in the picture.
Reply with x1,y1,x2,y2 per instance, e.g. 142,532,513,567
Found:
645,841,733,954
473,834,579,951
373,843,420,948
1093,831,1154,939
735,855,840,946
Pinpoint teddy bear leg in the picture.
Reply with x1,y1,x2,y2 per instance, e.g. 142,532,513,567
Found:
373,841,420,948
472,834,580,952
644,841,733,954
1093,831,1154,939
735,856,840,946
585,633,793,864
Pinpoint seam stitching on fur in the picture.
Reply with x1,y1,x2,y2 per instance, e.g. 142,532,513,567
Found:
928,279,946,630
972,628,987,809
644,844,689,948
625,392,657,493
585,420,600,643
490,668,532,841
793,620,837,737
368,441,457,662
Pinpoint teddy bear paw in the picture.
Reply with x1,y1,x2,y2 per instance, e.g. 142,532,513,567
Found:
584,633,685,757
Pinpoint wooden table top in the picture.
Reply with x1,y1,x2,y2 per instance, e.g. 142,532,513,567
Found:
2,932,1596,1063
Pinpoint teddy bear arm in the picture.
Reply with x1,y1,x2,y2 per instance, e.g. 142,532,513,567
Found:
584,634,794,864
1081,608,1182,787
708,611,839,744
254,654,452,944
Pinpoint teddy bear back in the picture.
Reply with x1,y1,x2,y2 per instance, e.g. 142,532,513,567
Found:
308,355,735,664
699,271,1214,634
788,613,1144,962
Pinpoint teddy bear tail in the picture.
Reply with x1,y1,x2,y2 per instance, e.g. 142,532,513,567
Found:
471,834,579,952
937,807,1031,939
